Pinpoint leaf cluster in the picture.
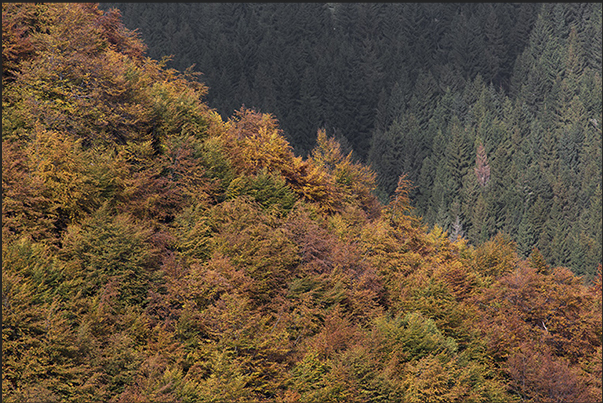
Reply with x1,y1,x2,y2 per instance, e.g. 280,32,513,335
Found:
2,4,601,403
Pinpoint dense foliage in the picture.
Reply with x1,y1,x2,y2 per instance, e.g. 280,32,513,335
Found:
2,3,602,403
100,2,602,280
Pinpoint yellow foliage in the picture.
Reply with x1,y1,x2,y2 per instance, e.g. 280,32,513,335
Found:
221,108,340,212
25,125,99,222
2,4,600,402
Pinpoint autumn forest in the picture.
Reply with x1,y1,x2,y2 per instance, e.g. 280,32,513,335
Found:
2,3,602,403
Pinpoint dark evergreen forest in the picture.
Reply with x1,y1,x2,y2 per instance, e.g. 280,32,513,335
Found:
3,4,602,402
100,2,602,280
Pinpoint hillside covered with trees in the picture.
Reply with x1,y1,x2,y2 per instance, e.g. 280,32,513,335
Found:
100,2,602,280
2,3,602,403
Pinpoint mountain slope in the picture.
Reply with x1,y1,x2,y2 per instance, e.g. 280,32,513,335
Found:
2,4,601,402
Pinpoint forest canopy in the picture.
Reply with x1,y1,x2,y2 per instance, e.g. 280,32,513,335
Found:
101,2,603,280
2,3,602,403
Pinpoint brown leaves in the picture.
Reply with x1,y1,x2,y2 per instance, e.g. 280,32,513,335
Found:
2,141,54,241
1,3,43,81
118,136,211,224
474,143,491,187
3,3,209,149
506,342,595,403
474,261,602,401
3,3,602,402
96,7,146,60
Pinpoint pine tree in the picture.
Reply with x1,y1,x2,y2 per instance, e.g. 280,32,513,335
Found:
483,5,508,87
447,10,488,82
583,3,602,73
445,117,471,195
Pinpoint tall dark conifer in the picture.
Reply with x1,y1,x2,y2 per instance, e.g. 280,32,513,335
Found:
97,2,601,277
484,5,508,87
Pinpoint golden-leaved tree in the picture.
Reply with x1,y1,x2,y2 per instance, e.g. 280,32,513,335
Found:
2,3,601,403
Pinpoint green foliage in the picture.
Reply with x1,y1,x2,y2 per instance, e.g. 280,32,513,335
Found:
2,3,601,403
472,233,519,280
226,168,298,214
373,312,458,360
197,135,237,200
59,203,160,307
207,198,300,304
100,1,601,276
2,236,94,403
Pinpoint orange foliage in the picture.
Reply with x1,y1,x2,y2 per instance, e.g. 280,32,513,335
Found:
310,128,380,216
474,261,602,401
2,141,54,241
1,3,43,81
476,263,601,361
3,3,601,402
505,341,596,403
222,108,340,212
